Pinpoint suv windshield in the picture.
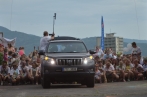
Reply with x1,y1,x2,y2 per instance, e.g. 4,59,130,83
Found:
47,42,87,53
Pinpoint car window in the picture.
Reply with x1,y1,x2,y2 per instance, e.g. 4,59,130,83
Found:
48,42,87,53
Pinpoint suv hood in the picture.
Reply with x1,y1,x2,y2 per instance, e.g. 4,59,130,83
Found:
46,53,90,58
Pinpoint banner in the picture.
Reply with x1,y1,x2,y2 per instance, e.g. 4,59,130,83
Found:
101,16,104,51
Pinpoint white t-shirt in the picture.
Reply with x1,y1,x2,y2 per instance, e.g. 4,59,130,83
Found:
104,65,114,71
132,47,141,55
0,66,11,75
103,54,112,59
95,70,101,79
10,68,20,76
94,49,104,58
143,64,147,71
136,64,143,68
19,66,29,75
40,36,51,50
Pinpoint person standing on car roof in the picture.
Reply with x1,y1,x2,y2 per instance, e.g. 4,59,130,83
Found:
39,31,54,51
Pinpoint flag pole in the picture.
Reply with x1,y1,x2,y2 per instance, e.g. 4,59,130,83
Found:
101,16,104,51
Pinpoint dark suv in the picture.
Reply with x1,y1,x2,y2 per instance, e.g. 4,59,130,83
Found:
39,36,95,88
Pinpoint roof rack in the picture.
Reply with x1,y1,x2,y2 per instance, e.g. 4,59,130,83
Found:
52,36,80,40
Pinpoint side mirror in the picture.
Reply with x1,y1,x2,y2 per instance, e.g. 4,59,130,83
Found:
38,50,45,55
89,50,96,54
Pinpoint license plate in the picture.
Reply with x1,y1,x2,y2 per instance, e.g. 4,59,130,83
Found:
62,67,77,71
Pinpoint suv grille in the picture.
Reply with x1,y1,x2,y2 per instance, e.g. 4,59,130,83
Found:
57,58,82,65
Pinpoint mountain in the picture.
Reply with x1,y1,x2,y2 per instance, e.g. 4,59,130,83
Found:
124,38,147,43
0,26,147,56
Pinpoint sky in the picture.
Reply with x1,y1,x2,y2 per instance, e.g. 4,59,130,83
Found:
0,0,147,40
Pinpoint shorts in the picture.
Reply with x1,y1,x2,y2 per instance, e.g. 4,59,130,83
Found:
106,71,112,76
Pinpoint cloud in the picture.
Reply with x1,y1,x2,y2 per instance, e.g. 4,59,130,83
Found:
123,43,132,53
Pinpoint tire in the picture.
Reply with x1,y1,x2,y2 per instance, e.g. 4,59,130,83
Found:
81,81,86,85
41,73,51,89
86,77,95,88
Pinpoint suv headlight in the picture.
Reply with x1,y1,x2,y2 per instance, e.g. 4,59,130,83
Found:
44,56,55,65
83,56,94,65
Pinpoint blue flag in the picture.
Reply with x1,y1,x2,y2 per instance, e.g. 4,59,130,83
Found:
101,16,104,51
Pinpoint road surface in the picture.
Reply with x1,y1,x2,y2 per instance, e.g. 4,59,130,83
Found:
0,81,147,97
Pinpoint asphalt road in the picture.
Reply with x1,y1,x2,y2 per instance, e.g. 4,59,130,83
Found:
0,81,147,97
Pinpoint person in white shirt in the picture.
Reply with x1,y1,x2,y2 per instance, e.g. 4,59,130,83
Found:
117,61,126,82
19,61,31,83
103,50,112,60
142,58,147,79
104,61,119,82
10,61,20,85
95,66,102,83
39,31,54,51
133,59,144,80
124,59,134,81
93,46,104,59
30,61,40,85
131,42,141,57
0,61,11,85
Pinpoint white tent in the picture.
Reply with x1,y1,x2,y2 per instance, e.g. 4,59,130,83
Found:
0,37,16,47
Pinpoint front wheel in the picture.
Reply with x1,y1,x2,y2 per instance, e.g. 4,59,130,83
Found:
86,77,95,88
41,75,51,89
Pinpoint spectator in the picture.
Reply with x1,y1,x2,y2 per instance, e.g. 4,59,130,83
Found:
124,59,134,81
0,61,11,85
18,47,24,56
8,51,13,68
19,61,31,84
0,44,4,53
131,42,141,57
93,46,104,59
95,65,102,83
118,61,126,82
7,43,15,53
103,50,112,60
0,44,4,66
133,59,144,80
3,48,8,62
10,60,20,85
31,61,39,85
104,61,119,82
142,57,147,79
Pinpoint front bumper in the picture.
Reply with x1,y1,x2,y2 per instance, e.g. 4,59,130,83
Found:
42,64,95,82
43,71,95,82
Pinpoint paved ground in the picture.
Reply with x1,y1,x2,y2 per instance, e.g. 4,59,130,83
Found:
0,81,147,97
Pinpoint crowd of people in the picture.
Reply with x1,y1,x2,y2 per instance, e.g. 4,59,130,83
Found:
0,43,41,85
93,42,147,83
0,31,54,86
0,31,147,86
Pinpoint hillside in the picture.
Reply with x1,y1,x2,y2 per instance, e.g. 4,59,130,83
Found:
0,26,147,56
